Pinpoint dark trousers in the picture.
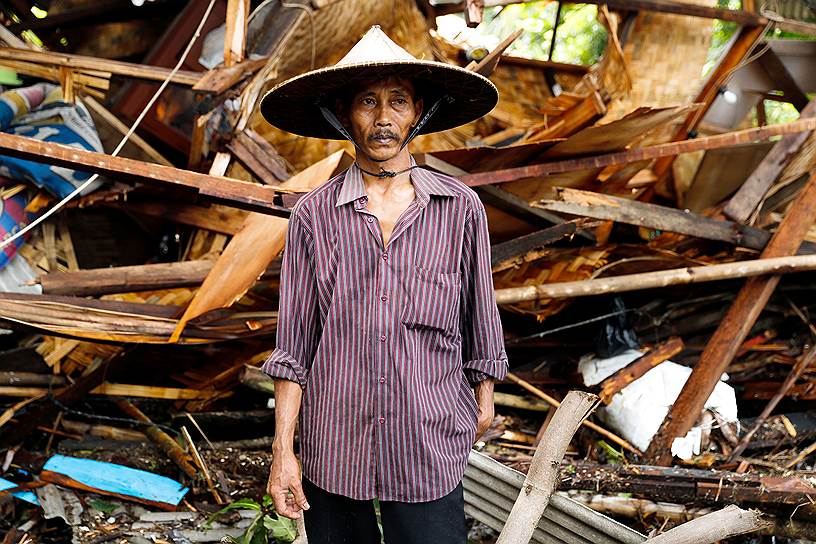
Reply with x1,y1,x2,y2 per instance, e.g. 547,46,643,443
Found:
301,477,467,544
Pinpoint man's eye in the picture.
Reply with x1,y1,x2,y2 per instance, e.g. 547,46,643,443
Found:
362,98,376,106
393,98,407,105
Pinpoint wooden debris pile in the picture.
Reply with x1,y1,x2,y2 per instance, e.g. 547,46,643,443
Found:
2,0,816,542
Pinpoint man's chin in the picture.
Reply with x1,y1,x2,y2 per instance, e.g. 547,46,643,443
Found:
361,146,400,162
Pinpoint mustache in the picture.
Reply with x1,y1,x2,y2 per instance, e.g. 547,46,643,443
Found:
368,130,399,142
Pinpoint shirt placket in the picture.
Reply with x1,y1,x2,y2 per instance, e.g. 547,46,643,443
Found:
355,195,426,498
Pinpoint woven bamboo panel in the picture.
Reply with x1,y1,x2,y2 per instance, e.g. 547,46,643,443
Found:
493,246,613,320
599,0,716,142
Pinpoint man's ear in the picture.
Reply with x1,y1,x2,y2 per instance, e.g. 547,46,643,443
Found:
412,98,424,127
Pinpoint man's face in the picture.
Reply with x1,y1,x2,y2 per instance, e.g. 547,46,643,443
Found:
341,77,423,162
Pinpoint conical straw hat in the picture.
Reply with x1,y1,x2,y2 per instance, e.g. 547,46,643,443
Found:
259,25,498,140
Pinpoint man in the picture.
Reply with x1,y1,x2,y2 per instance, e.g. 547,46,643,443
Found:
259,26,507,543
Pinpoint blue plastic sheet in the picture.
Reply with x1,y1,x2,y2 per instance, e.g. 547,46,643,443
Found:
0,476,39,505
42,454,188,506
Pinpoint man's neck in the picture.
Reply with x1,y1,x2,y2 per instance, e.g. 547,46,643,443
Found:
357,149,413,191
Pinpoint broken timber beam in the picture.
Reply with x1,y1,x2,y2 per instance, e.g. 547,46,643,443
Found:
646,170,816,466
458,117,816,187
494,254,816,304
724,98,816,223
36,259,281,296
538,187,816,253
0,132,291,216
757,49,809,112
0,47,201,86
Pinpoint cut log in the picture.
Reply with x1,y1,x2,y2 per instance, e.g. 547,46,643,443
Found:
491,222,583,270
496,391,599,544
647,171,816,465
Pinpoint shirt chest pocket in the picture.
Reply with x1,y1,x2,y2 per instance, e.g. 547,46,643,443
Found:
401,266,461,335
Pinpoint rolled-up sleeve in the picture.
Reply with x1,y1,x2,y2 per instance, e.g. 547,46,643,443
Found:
261,206,320,389
460,197,508,386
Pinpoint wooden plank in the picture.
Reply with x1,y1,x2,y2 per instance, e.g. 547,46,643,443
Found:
0,383,220,400
758,49,809,111
0,47,201,86
724,98,816,223
119,201,248,235
470,29,523,76
647,170,816,466
537,188,813,253
0,132,291,216
192,56,268,95
491,223,582,269
228,130,290,184
459,117,816,187
493,254,816,304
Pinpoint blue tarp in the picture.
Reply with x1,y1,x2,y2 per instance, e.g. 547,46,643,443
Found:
42,454,188,506
0,476,39,505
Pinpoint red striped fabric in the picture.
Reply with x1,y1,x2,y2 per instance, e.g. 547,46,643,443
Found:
262,160,508,502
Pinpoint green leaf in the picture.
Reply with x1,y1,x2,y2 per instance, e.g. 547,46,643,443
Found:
264,514,298,543
262,494,273,509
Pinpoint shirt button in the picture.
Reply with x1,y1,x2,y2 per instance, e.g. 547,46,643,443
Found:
379,376,386,384
380,295,388,302
379,335,386,342
381,253,388,261
379,417,386,424
367,217,374,223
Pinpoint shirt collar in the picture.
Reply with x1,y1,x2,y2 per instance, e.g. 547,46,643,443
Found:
335,156,455,208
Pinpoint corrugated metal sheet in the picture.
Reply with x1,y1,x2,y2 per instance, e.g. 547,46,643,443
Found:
465,451,646,544
763,0,816,22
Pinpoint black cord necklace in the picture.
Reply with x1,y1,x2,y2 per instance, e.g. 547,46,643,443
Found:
357,164,418,178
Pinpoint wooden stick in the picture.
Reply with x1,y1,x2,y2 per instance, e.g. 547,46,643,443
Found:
506,373,638,453
61,419,148,442
785,439,816,469
181,426,223,504
648,170,816,465
0,47,201,86
459,118,816,187
642,505,768,544
496,391,599,544
730,346,816,460
115,399,199,480
494,254,816,304
599,338,684,404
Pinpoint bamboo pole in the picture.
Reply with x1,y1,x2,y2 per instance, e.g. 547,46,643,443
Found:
506,373,639,453
642,505,768,544
496,391,599,544
495,254,816,304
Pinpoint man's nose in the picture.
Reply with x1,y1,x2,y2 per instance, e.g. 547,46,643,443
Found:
374,104,392,126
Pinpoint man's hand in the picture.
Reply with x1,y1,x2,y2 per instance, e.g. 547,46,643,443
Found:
267,447,310,519
473,378,495,443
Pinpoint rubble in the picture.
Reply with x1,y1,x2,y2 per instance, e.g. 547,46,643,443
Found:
1,0,816,542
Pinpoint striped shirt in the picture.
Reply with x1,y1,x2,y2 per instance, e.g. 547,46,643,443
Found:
262,159,508,502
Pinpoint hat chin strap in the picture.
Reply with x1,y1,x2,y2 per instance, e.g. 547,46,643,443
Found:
319,95,451,178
